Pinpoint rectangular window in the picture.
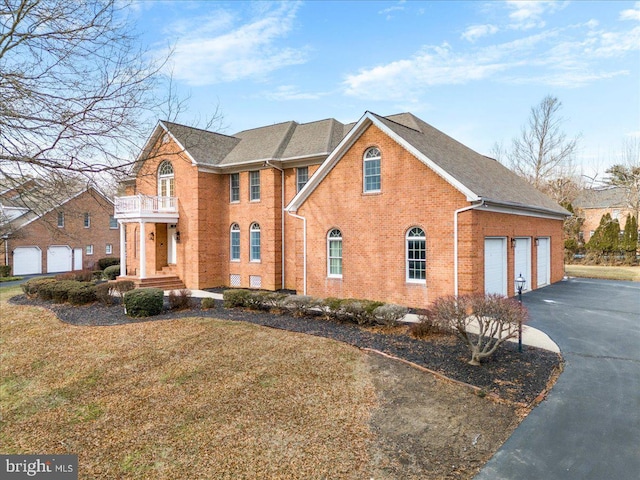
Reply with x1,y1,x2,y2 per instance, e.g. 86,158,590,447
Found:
250,228,261,261
84,212,90,228
230,173,240,203
364,158,381,192
249,171,260,201
57,211,64,228
231,230,240,261
109,215,118,229
106,244,113,255
297,167,309,192
328,239,342,276
86,245,94,255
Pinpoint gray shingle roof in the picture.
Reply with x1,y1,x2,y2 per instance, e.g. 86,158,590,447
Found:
573,187,628,209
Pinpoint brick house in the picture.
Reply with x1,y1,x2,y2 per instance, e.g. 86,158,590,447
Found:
1,180,119,275
573,187,639,244
115,111,568,307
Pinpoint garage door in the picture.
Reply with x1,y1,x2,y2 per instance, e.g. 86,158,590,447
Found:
485,238,507,296
47,245,72,273
13,247,42,275
514,237,531,292
537,237,550,287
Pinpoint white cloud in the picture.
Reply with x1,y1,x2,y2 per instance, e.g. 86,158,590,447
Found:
263,85,326,101
620,2,640,21
505,0,567,30
161,2,307,86
461,24,499,42
343,20,638,99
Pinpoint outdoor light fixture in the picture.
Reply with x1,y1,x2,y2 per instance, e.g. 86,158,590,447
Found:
535,237,540,246
516,274,526,353
176,231,181,243
510,237,516,248
148,232,154,241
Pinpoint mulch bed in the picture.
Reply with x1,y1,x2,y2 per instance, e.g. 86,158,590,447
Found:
9,295,562,405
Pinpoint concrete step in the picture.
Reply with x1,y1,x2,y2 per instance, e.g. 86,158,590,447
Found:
135,275,186,291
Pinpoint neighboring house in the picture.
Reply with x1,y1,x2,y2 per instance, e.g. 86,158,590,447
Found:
114,111,568,307
573,187,638,243
0,180,119,275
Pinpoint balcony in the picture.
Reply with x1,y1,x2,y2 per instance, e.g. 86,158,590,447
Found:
114,195,179,222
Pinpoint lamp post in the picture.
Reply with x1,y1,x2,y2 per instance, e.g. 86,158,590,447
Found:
516,274,526,353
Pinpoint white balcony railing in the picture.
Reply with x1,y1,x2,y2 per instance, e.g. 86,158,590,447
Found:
114,195,178,220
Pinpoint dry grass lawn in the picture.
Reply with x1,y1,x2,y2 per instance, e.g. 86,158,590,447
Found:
0,290,377,479
565,264,640,282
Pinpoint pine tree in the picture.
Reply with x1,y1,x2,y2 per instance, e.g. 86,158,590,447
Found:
587,213,620,258
620,214,638,264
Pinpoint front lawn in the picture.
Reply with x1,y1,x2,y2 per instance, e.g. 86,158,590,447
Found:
565,264,640,282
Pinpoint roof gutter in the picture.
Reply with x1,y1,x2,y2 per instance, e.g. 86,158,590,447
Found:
454,199,485,297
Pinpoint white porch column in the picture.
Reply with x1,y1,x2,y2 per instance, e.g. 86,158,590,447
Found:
139,221,146,279
119,221,126,277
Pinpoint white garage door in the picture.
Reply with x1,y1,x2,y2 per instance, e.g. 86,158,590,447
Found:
537,237,550,287
47,245,72,273
13,247,42,275
514,237,531,292
485,237,507,296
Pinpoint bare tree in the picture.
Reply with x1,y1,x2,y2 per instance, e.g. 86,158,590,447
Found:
605,138,640,221
508,95,580,190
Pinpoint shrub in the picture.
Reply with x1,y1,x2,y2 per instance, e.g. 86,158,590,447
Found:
223,289,252,308
0,265,11,277
103,265,121,280
373,304,409,326
98,257,120,270
113,280,135,296
68,283,97,305
22,277,56,297
123,288,164,317
201,297,216,309
50,280,83,303
96,282,114,305
411,309,450,338
321,298,384,325
55,270,94,282
281,295,319,317
168,289,192,310
422,293,527,366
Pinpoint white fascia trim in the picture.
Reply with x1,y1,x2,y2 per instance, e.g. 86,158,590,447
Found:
481,203,568,220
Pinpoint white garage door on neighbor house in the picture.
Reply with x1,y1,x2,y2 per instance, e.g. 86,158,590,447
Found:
46,245,73,273
13,246,42,275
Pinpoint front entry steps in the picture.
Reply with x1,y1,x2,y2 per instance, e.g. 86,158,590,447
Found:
117,275,186,291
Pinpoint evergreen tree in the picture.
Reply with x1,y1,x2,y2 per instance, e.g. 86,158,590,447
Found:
620,214,638,263
587,213,620,255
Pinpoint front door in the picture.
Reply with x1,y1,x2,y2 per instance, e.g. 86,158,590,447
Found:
168,224,177,264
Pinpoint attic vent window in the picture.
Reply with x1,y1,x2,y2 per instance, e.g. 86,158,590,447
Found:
162,133,170,144
363,147,381,193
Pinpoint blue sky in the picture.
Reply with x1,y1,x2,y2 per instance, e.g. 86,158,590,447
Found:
130,0,640,181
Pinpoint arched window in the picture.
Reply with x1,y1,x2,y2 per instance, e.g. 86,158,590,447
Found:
158,161,175,200
406,227,426,283
363,147,381,193
250,223,261,262
327,228,343,277
230,223,240,261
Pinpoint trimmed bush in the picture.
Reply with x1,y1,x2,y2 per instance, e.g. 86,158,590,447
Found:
103,265,121,280
223,289,252,308
50,280,83,303
96,282,114,305
281,295,319,317
68,283,97,305
22,277,56,297
123,288,164,317
411,309,449,338
55,270,94,282
98,257,120,270
113,280,135,296
0,265,11,277
373,304,409,326
201,297,216,309
168,289,192,310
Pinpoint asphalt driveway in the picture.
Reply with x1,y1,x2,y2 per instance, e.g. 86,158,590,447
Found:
475,277,640,480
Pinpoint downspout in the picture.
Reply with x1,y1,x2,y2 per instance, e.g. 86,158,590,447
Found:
286,211,307,296
454,200,485,297
2,235,8,269
265,161,285,290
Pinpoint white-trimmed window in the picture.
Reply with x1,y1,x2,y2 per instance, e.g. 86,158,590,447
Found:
230,173,240,203
106,244,113,255
327,229,343,278
84,212,91,228
406,227,426,283
57,211,64,228
158,161,175,198
297,167,309,192
109,215,118,229
363,147,381,193
250,223,261,261
230,223,240,261
86,245,94,255
249,171,260,201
